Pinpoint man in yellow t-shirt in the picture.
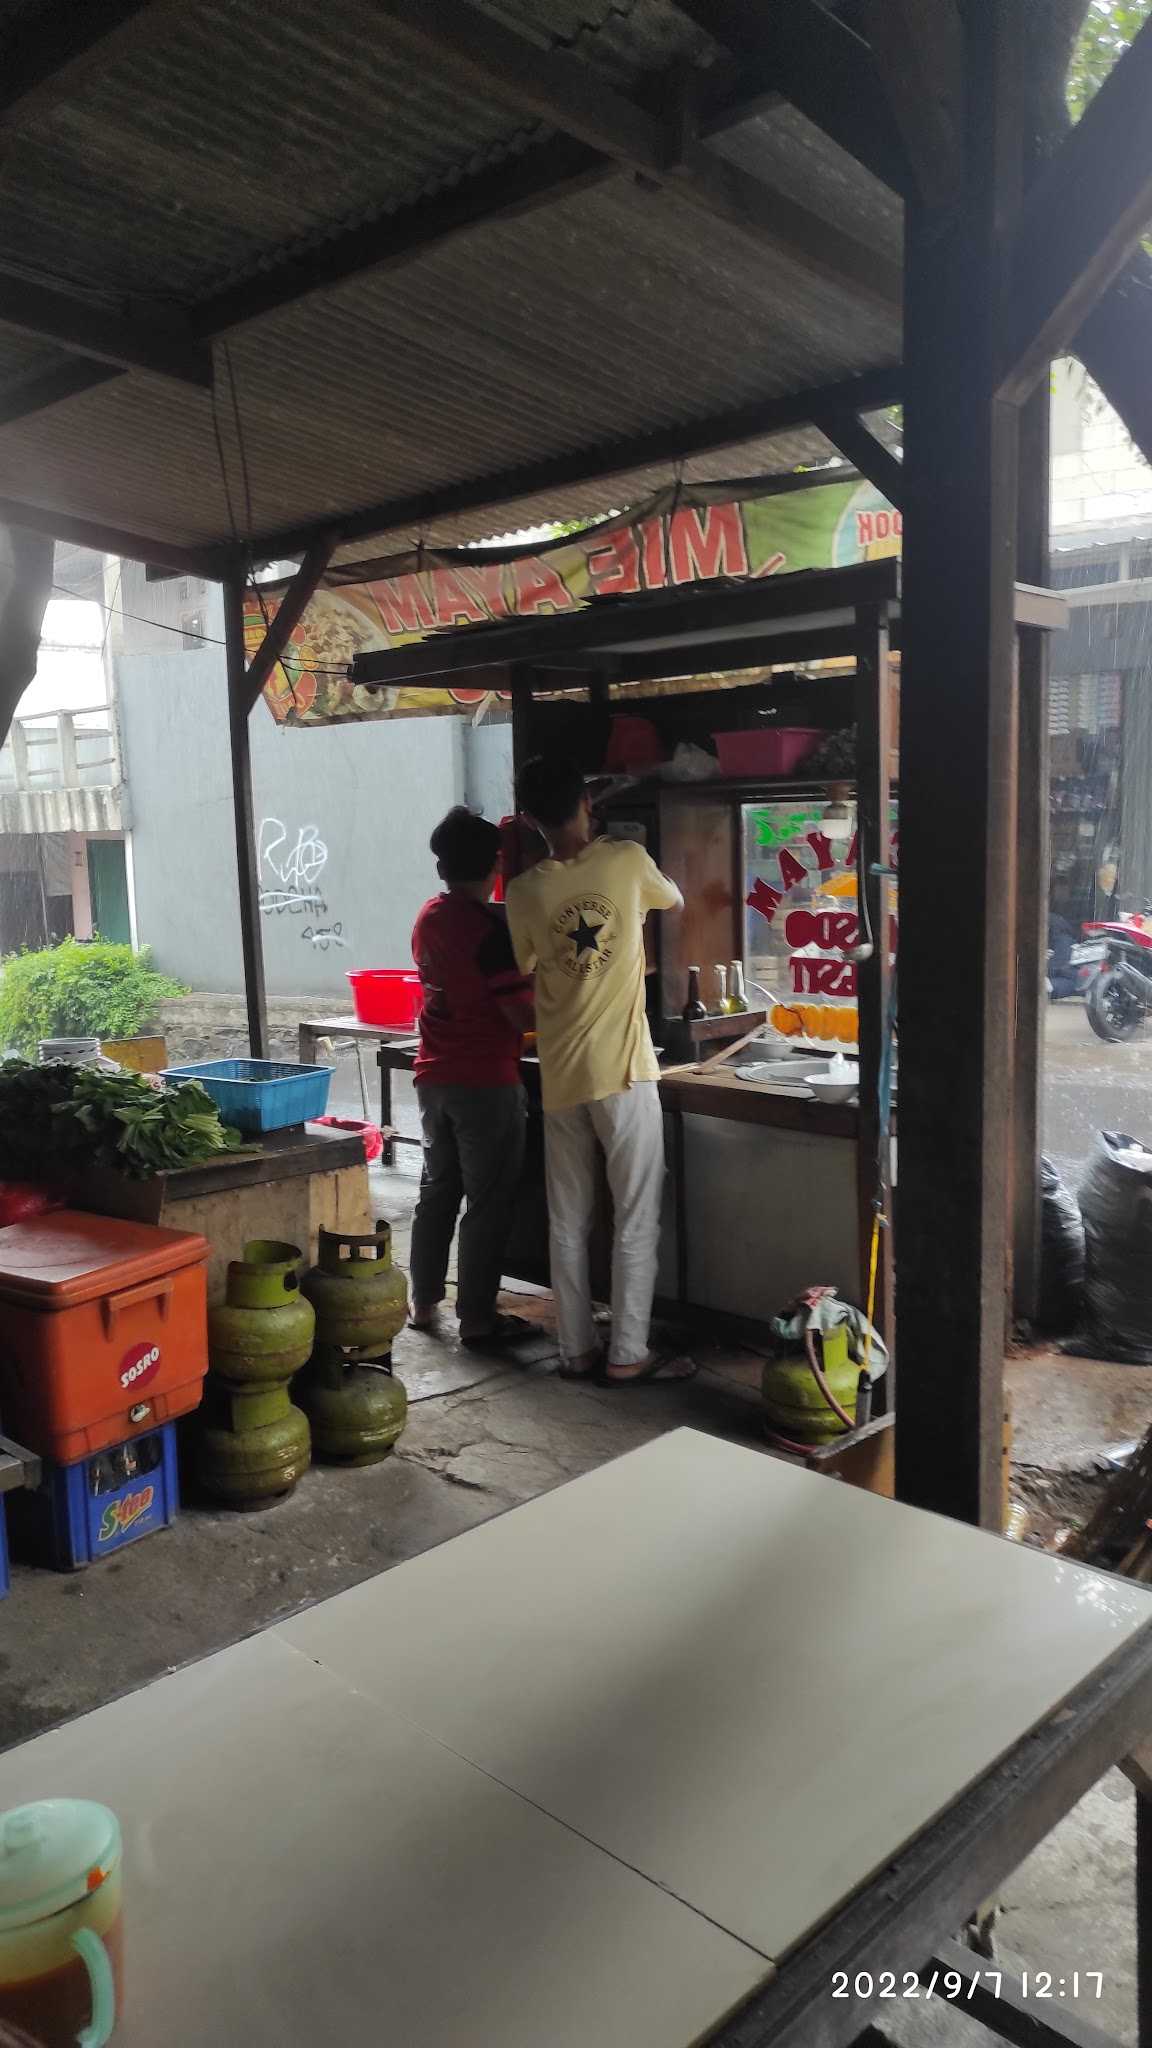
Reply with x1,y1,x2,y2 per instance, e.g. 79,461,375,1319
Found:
506,756,694,1386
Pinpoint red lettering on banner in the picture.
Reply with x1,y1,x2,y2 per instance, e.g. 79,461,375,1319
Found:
512,561,576,615
855,508,903,547
806,830,835,872
747,878,783,925
640,517,666,589
778,849,807,891
790,958,858,996
456,563,512,620
431,570,488,628
784,909,859,950
374,578,436,636
588,528,641,596
668,503,749,584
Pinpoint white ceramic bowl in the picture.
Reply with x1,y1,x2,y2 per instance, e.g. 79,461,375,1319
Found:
808,1068,859,1104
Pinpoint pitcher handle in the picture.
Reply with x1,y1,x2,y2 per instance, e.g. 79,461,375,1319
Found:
72,1927,115,2048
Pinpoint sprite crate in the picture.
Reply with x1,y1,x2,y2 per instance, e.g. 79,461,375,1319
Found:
160,1058,332,1133
13,1423,180,1572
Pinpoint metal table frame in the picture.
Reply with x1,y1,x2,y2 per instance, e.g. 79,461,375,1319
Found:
297,1018,422,1165
712,1624,1152,2048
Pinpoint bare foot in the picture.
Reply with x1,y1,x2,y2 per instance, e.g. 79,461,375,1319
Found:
409,1304,441,1332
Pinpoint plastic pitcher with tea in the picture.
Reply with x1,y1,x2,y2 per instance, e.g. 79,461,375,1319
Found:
0,1802,122,2046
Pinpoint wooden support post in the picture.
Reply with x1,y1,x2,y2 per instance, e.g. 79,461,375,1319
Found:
223,573,269,1060
510,664,536,780
895,6,1021,1527
241,533,335,715
1013,379,1051,1324
1131,1794,1147,2048
853,602,894,1383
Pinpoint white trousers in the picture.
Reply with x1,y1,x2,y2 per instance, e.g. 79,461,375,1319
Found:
543,1082,665,1366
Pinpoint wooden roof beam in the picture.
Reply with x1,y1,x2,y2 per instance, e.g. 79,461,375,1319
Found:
240,531,337,715
248,363,903,563
0,0,176,134
372,0,900,308
0,493,230,577
1001,14,1152,403
0,274,213,385
865,0,964,211
808,405,904,510
674,0,911,194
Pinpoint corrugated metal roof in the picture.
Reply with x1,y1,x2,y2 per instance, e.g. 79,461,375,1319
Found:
0,0,903,560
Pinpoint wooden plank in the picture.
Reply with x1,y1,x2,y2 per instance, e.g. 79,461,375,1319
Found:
1013,383,1051,1323
352,560,899,687
1002,16,1152,402
804,1414,895,1498
0,274,212,385
811,405,904,510
223,575,269,1061
853,601,894,1353
923,1940,1122,2048
0,492,225,578
713,1625,1152,2047
894,7,1021,1528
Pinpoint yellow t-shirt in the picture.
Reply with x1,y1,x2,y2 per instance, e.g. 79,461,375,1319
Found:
506,837,680,1112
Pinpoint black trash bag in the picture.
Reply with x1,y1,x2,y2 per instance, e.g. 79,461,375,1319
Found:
1037,1155,1085,1333
1077,1132,1152,1362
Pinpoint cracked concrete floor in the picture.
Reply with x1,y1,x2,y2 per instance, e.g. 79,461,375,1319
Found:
0,1151,1145,2042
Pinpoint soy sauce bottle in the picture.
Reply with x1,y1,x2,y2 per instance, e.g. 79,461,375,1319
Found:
682,966,707,1022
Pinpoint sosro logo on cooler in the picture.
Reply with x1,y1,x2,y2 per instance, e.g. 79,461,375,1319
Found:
119,1342,162,1393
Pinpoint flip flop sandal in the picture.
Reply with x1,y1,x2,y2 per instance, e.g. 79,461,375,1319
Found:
460,1313,539,1350
599,1351,698,1387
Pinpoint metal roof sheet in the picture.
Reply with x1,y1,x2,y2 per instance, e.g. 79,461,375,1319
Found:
0,0,903,562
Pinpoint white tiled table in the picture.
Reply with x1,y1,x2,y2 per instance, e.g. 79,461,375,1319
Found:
4,1428,1152,2047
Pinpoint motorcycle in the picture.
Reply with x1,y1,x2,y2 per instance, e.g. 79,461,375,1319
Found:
1083,908,1152,1042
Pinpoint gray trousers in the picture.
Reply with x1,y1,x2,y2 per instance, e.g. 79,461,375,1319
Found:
410,1083,527,1332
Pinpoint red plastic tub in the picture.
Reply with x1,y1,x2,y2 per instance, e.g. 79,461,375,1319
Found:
347,970,423,1029
713,727,824,777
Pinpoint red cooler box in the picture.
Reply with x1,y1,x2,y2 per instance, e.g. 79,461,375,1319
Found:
0,1211,209,1464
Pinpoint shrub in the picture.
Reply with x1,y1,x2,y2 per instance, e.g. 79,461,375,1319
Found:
0,939,185,1058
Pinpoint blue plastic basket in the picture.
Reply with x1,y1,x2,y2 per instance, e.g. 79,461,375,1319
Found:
160,1058,333,1133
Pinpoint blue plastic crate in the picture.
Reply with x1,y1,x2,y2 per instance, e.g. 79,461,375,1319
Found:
160,1058,332,1133
15,1424,180,1572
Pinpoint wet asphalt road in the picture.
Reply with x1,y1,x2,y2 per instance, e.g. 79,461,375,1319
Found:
1043,1000,1152,1189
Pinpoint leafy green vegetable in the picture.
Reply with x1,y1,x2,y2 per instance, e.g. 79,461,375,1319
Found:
0,1060,244,1179
0,939,185,1060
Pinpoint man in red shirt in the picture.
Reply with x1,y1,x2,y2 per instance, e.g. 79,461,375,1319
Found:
409,807,535,1348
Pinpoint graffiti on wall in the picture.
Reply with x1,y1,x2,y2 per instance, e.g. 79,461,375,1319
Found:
258,818,347,947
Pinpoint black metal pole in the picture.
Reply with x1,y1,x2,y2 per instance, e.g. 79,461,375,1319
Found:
223,572,269,1060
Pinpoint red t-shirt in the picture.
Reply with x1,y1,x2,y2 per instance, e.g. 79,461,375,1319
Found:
411,894,532,1088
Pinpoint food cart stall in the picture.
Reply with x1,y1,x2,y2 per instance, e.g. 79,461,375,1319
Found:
359,557,901,1351
355,553,1065,1362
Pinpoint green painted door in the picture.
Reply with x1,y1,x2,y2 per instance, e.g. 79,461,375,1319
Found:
88,839,131,944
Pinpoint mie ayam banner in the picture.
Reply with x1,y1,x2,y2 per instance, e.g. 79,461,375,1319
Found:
245,475,901,727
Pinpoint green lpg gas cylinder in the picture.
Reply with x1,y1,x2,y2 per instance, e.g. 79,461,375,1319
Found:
200,1242,313,1505
301,1224,408,1353
761,1323,859,1444
297,1345,408,1465
208,1240,317,1385
196,1383,311,1507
